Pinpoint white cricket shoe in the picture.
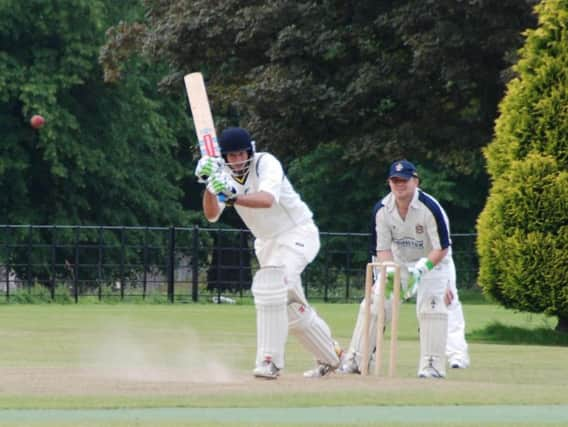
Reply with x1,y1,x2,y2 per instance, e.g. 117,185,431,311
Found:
418,366,445,379
253,356,280,380
338,350,378,375
303,341,344,378
449,357,469,369
338,354,360,374
303,363,335,378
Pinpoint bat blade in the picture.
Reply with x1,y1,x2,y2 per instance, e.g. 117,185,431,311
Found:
184,72,220,157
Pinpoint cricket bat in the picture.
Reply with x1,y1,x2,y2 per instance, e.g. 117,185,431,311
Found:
184,72,220,157
184,72,229,203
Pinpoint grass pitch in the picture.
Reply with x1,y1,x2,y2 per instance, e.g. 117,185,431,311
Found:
0,302,566,426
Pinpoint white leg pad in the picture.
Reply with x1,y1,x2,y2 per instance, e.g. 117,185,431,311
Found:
252,267,288,369
418,294,448,377
287,303,340,367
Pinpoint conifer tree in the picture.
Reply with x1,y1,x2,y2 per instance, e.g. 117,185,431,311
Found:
477,0,568,331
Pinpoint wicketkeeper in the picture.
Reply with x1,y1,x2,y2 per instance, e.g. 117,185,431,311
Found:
196,127,343,379
340,160,470,378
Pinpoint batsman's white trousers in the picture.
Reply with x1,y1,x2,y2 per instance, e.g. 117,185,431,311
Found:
254,221,339,368
255,222,319,305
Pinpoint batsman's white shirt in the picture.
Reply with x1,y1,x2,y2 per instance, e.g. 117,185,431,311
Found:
215,152,314,240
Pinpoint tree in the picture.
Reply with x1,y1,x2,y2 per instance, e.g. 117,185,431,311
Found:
101,0,536,232
0,0,189,227
477,0,568,332
287,144,384,233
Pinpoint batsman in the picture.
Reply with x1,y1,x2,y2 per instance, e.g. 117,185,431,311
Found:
196,127,343,379
340,160,470,378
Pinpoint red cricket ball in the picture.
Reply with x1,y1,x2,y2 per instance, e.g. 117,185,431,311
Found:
30,114,45,129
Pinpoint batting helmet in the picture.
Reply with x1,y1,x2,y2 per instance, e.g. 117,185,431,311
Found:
219,127,254,156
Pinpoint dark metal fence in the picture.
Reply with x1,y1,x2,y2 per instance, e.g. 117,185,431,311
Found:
0,225,478,303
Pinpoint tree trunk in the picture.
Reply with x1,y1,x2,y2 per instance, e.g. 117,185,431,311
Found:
555,315,568,333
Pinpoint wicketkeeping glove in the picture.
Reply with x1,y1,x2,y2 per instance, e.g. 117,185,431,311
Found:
372,266,396,299
415,257,434,276
195,156,224,183
403,271,419,300
377,266,419,301
408,257,434,289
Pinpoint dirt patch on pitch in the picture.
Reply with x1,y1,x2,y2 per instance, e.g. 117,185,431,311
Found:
0,366,440,397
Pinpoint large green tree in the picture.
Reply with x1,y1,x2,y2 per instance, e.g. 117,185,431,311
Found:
102,0,536,232
0,0,188,226
477,0,568,331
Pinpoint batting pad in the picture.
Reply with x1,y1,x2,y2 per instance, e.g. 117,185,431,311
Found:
288,303,340,367
418,293,448,377
347,292,393,368
252,267,288,368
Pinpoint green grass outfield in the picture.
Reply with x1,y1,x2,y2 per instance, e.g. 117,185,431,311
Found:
0,303,566,426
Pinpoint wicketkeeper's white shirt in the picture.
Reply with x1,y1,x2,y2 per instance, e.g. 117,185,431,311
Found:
374,188,453,266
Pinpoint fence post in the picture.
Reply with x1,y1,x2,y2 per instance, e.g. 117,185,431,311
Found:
239,229,245,298
167,226,176,303
97,227,103,301
27,225,33,289
4,226,10,302
215,229,221,303
142,227,148,300
50,225,56,301
192,225,199,302
324,248,329,303
120,227,125,301
73,226,79,303
345,233,352,301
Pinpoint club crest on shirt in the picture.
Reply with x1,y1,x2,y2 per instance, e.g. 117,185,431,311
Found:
416,224,424,234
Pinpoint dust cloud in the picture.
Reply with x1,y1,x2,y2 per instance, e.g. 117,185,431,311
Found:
79,325,238,384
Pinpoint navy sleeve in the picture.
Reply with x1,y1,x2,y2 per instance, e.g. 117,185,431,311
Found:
418,191,451,249
368,200,384,261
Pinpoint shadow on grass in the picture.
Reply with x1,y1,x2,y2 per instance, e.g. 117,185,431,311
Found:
469,321,568,346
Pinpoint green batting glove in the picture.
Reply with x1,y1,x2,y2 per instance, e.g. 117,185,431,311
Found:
206,172,237,201
195,156,223,183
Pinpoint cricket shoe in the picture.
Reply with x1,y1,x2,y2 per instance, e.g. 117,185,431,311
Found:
338,350,377,375
303,363,336,378
303,341,344,378
253,356,280,380
418,366,445,379
449,357,469,369
337,353,360,375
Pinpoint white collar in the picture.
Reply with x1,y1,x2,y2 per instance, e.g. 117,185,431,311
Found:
384,189,419,212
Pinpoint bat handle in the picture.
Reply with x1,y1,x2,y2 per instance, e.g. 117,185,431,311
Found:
217,187,236,204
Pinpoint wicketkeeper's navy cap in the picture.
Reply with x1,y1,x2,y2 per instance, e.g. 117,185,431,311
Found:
388,160,418,179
